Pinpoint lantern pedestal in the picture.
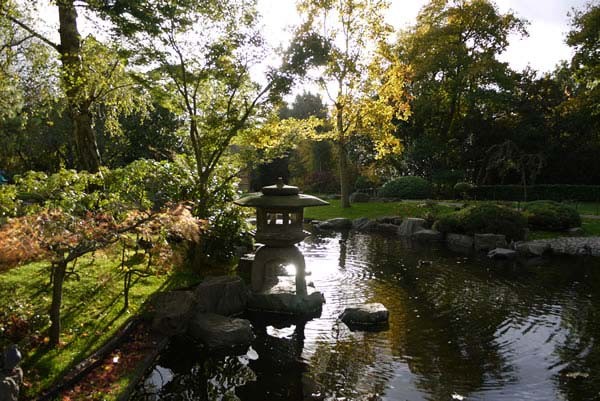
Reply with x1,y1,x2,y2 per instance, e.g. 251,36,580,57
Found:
234,179,328,316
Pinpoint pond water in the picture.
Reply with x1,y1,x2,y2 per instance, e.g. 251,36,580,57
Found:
132,231,600,401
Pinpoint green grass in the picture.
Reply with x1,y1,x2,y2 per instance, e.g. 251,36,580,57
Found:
304,199,456,221
0,248,203,398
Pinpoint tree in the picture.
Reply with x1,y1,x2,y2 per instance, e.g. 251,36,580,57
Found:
1,0,150,172
396,0,527,180
130,0,301,217
480,140,544,201
295,0,411,207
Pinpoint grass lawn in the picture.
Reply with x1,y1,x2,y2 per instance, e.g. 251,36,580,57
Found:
0,247,203,399
304,199,456,221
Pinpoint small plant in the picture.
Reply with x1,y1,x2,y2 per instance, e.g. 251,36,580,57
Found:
379,176,432,199
522,200,581,231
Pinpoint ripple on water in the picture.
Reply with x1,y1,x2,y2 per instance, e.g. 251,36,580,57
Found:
132,231,600,401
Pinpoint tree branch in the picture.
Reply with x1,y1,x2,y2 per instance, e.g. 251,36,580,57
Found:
4,14,60,51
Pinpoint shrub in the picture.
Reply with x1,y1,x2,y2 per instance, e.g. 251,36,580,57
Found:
522,200,581,231
435,203,527,241
454,182,474,199
379,176,432,199
350,192,370,203
354,176,375,191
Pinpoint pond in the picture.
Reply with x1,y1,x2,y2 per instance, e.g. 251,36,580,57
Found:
132,231,600,401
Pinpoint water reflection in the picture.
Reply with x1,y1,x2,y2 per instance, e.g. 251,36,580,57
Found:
133,231,600,401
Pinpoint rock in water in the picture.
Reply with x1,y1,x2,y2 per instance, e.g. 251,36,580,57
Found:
397,218,426,237
194,275,248,316
474,234,507,251
340,303,389,326
317,218,353,230
151,291,195,336
413,229,443,241
187,313,254,351
487,248,517,260
446,233,474,249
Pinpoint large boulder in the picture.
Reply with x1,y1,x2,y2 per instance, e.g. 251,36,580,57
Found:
375,216,403,225
374,223,401,235
340,303,389,327
487,248,517,260
151,291,195,336
352,218,377,232
188,313,254,351
474,234,507,251
514,241,552,256
248,277,325,316
413,229,443,241
317,218,353,230
446,233,473,248
397,218,426,237
194,275,248,316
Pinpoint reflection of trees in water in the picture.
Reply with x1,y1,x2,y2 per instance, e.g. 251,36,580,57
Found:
238,320,310,401
135,344,256,401
551,265,600,401
339,232,600,400
307,324,393,399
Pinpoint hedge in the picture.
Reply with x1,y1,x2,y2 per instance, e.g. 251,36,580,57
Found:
473,185,600,202
379,176,432,199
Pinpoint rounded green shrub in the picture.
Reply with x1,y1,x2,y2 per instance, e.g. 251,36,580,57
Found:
522,200,581,231
454,182,474,199
435,203,527,241
379,176,432,199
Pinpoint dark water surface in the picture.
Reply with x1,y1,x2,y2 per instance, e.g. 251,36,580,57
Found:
132,232,600,401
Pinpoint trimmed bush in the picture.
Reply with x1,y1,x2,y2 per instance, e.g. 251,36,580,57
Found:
379,176,432,199
350,192,370,203
435,204,527,241
454,182,474,199
522,200,581,231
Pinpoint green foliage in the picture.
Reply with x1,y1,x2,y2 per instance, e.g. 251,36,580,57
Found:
354,176,375,191
522,200,581,231
454,182,474,199
473,185,600,202
0,185,18,223
435,203,527,241
379,176,432,199
103,158,195,212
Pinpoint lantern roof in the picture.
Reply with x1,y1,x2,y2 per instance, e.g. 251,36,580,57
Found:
234,178,329,208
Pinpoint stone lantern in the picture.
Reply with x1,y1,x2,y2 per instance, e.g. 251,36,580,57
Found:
234,179,328,301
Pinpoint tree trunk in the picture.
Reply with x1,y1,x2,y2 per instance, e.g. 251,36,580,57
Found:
49,262,67,347
57,0,101,172
338,142,351,208
522,169,528,203
336,105,351,208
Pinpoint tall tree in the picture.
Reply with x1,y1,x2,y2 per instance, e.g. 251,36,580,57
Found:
396,0,526,180
295,0,411,207
1,0,151,172
130,0,301,217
